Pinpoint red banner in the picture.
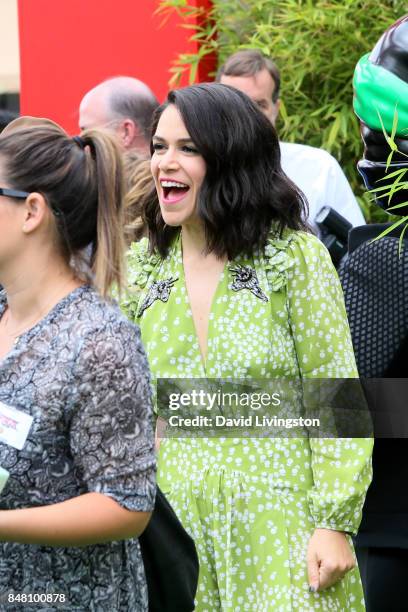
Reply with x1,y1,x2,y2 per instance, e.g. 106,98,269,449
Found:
18,0,216,133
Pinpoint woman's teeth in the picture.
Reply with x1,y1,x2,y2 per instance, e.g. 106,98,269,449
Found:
161,180,190,202
161,180,188,189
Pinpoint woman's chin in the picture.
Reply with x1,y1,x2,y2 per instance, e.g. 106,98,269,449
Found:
161,214,183,228
160,209,195,228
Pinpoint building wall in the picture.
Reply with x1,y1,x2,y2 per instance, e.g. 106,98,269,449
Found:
0,0,20,92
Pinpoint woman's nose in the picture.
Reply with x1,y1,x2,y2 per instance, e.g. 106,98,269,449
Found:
158,148,180,171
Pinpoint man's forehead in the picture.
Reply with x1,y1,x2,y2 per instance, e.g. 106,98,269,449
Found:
221,69,276,100
79,89,112,129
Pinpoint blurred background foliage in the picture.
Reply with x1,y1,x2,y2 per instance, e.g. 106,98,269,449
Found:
159,0,407,222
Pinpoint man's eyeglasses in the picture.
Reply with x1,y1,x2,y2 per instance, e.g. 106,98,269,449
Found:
0,188,29,199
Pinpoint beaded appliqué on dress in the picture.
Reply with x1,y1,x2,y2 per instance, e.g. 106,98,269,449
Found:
138,277,179,317
229,265,268,302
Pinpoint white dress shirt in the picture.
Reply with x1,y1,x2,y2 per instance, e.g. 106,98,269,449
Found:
280,141,365,232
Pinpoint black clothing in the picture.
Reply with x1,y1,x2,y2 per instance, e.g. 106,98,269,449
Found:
339,225,408,605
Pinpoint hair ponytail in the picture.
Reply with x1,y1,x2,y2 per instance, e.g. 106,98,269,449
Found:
81,130,126,296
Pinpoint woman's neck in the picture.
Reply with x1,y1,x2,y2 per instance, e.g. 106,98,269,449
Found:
180,222,207,261
0,255,81,327
180,222,228,267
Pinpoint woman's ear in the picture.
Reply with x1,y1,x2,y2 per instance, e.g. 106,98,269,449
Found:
21,192,51,233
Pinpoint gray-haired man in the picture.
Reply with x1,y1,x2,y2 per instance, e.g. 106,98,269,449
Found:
79,76,159,157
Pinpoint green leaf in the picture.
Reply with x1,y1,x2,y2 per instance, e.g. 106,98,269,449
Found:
279,99,288,122
385,200,408,212
376,108,398,168
387,179,407,204
369,184,406,196
372,216,408,242
398,222,408,257
327,113,341,150
377,168,407,181
189,60,199,84
390,105,398,142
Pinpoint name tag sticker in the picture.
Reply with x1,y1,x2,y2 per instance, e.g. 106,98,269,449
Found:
0,401,33,450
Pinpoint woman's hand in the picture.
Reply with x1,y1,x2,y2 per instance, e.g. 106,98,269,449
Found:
307,528,356,591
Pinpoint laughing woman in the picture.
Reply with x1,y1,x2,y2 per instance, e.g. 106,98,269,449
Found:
122,84,373,611
0,118,155,611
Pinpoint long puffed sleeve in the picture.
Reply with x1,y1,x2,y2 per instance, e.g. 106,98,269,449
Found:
286,232,372,534
69,318,156,512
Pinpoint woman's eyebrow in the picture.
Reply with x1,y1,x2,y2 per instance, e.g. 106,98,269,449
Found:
152,135,195,144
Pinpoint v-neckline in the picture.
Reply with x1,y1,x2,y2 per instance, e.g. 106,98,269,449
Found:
176,236,228,375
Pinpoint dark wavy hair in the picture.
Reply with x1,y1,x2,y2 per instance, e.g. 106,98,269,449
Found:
145,83,307,259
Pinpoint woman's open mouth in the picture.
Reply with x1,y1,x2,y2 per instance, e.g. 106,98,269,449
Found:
160,179,190,204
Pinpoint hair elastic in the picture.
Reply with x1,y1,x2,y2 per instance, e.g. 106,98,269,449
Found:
72,135,86,149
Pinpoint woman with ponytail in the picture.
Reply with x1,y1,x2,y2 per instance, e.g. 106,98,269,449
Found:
0,117,155,610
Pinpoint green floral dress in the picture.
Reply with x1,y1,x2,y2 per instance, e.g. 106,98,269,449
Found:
122,229,373,612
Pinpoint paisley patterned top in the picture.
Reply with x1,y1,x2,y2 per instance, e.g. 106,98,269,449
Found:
122,230,373,611
0,285,156,612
